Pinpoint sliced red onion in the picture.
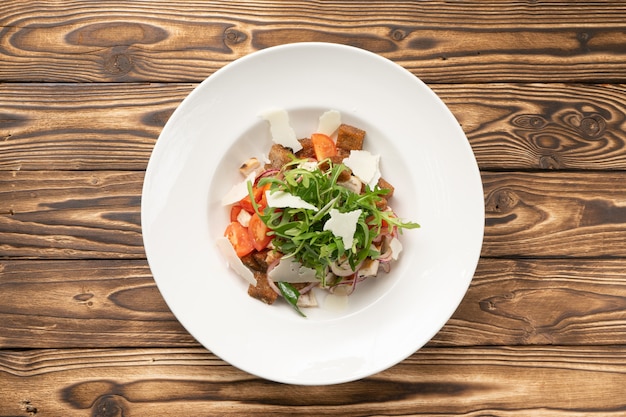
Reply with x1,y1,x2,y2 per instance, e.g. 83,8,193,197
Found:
299,281,319,295
254,169,280,185
266,276,282,296
330,259,362,277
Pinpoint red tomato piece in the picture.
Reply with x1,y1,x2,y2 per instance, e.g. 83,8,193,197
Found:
257,184,270,212
224,221,254,257
230,204,243,222
239,184,268,214
248,212,271,251
311,133,337,161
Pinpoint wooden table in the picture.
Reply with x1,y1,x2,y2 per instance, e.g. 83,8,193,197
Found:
2,1,626,415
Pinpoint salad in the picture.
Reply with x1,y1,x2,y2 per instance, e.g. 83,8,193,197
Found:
218,109,419,316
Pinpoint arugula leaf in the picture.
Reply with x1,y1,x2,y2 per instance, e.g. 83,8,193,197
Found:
277,281,306,317
254,157,420,284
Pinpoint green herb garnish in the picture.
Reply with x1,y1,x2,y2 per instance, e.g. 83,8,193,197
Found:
254,157,419,287
277,281,306,317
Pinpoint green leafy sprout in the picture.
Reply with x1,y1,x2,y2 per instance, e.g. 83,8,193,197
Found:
250,157,420,289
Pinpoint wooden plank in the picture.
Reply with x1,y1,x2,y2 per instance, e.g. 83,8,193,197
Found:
433,83,626,170
437,258,626,346
0,171,145,258
3,258,626,349
3,170,626,259
2,1,626,83
0,260,196,348
1,346,626,415
0,83,187,171
482,171,626,258
2,83,626,171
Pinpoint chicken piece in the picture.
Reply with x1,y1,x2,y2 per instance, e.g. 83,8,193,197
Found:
239,157,260,177
336,124,365,152
297,291,318,308
290,283,318,307
248,271,278,305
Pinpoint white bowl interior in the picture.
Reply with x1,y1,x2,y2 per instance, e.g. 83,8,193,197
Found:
141,43,484,385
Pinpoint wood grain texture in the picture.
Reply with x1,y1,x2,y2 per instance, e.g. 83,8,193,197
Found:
2,346,626,416
433,83,626,170
0,83,190,171
3,170,626,259
0,260,196,349
0,170,144,258
2,83,626,171
438,258,626,347
2,1,626,83
3,258,626,349
482,171,626,258
2,1,626,413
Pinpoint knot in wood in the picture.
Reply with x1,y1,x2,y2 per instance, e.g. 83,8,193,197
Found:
539,154,561,169
92,395,126,417
391,28,407,41
486,188,519,213
579,115,606,139
104,53,132,76
224,28,247,44
511,114,547,130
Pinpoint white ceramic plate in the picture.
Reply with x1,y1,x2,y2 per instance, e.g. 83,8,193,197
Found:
142,42,484,385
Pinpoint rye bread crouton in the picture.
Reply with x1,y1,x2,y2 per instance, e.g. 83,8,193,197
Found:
248,271,278,305
295,138,316,159
377,177,395,199
336,124,365,152
267,144,295,170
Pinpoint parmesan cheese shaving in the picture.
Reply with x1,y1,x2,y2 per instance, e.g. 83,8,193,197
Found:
261,108,302,152
317,109,342,136
323,208,362,248
389,237,403,260
324,286,349,312
221,171,257,206
342,150,381,188
265,190,319,211
268,258,317,283
216,237,257,286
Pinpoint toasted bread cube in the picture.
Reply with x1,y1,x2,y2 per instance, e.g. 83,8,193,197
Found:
295,138,316,159
248,271,278,305
377,177,395,198
267,144,295,170
336,124,365,151
241,253,264,272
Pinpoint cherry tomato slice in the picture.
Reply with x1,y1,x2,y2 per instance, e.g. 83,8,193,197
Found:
230,204,243,222
239,184,268,214
311,133,337,161
224,221,254,257
248,213,271,251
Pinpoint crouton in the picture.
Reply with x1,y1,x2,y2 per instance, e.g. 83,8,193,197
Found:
375,197,389,211
248,271,278,305
336,124,365,151
377,177,395,198
317,155,352,182
295,138,316,159
267,144,295,170
330,155,352,182
241,253,264,272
